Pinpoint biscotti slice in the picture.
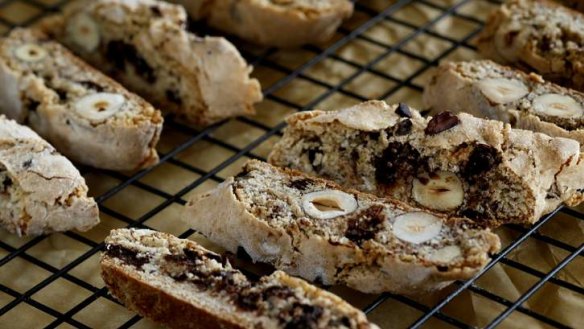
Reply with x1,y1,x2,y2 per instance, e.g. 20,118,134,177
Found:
0,28,162,171
169,0,354,47
102,229,378,329
0,116,99,236
185,160,500,295
424,60,584,148
268,101,584,227
477,0,584,91
41,0,262,126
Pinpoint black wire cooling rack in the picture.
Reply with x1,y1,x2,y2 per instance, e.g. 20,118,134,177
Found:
0,0,583,328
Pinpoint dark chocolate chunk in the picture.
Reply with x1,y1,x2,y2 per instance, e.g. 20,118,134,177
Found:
425,112,460,135
262,285,295,300
436,265,449,272
55,89,68,101
393,119,412,136
236,290,262,310
25,99,40,112
306,148,322,172
464,144,501,177
79,80,105,92
150,6,162,17
289,178,313,191
132,55,156,83
2,176,12,191
105,40,127,70
22,159,32,168
166,89,182,105
105,40,156,82
283,303,324,329
368,131,381,141
395,103,412,118
345,205,385,246
375,142,422,185
105,244,150,269
504,30,520,46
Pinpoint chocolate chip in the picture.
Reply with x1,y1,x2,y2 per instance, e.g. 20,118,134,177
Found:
150,6,162,17
2,176,12,191
166,89,182,105
306,148,322,172
393,119,412,136
425,112,460,135
106,41,127,70
464,144,501,177
345,205,385,246
283,303,324,329
105,244,150,269
504,30,520,46
418,176,429,185
375,142,422,185
106,40,156,83
289,178,312,191
79,80,105,92
133,55,156,83
25,99,40,112
236,290,262,310
437,265,449,272
262,286,295,300
367,131,381,141
55,89,68,101
395,103,412,118
22,159,32,168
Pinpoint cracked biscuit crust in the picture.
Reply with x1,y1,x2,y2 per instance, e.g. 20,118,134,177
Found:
0,116,99,236
169,0,354,47
0,28,162,171
424,60,584,147
268,101,584,227
102,228,378,329
185,160,500,295
41,0,262,126
477,0,584,91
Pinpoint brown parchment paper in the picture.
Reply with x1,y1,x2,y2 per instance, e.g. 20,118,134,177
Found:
0,0,582,328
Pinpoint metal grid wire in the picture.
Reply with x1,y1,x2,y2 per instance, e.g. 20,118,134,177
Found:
0,0,582,328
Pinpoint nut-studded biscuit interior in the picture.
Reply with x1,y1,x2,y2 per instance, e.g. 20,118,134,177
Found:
0,28,161,126
477,0,584,90
102,228,377,329
425,60,584,132
0,28,163,170
268,101,584,227
45,0,262,126
228,160,499,271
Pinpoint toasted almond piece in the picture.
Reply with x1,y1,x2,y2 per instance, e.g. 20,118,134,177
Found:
74,93,125,123
412,171,464,211
532,93,583,118
66,13,100,52
476,78,529,105
392,212,443,244
302,190,358,220
14,44,47,62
